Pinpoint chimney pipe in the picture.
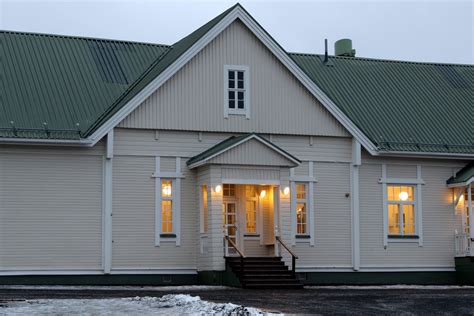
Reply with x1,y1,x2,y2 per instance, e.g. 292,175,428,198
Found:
324,39,328,62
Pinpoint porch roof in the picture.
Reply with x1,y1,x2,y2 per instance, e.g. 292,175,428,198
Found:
187,133,301,169
447,162,474,187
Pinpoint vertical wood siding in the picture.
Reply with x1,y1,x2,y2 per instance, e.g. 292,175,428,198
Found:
208,139,294,166
0,152,103,270
118,21,349,137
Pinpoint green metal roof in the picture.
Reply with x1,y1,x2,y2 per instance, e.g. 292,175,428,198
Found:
290,53,473,154
1,3,473,157
187,133,301,167
447,162,474,186
1,30,169,139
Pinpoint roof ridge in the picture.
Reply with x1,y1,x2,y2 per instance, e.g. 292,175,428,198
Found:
0,29,170,48
289,52,474,68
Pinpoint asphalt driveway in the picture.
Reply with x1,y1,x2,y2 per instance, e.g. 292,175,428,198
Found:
1,286,474,315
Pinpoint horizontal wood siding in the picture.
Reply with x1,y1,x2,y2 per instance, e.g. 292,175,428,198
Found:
294,162,352,267
112,156,196,269
359,161,458,268
114,129,352,163
119,21,349,137
0,152,103,270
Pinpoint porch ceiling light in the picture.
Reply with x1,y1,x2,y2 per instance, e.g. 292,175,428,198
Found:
260,190,266,198
215,185,222,194
399,191,409,201
283,186,290,196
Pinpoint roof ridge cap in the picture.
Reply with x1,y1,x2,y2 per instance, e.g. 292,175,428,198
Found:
289,52,474,68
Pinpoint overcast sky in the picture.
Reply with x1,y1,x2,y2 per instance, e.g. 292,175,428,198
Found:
1,0,472,64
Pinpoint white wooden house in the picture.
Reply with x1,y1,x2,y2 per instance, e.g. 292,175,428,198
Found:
0,4,472,286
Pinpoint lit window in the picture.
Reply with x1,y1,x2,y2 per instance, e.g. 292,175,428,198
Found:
245,186,257,234
296,183,307,235
387,185,416,236
224,65,249,118
201,185,208,233
161,180,173,233
223,184,235,197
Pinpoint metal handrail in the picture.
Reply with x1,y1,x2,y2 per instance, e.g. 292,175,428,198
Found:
276,236,298,275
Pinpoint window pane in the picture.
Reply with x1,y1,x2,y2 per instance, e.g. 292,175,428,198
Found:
228,91,235,100
246,200,256,233
202,185,208,233
237,80,244,89
162,200,173,233
162,200,172,212
162,180,172,198
296,183,306,199
238,100,244,109
237,71,244,80
388,185,414,201
403,204,415,235
237,91,244,100
229,100,235,109
223,184,235,197
394,186,400,201
228,71,235,79
228,79,235,89
296,202,306,234
388,204,400,234
387,186,394,201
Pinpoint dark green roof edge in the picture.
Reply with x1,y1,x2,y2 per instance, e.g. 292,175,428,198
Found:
447,162,474,185
187,133,301,166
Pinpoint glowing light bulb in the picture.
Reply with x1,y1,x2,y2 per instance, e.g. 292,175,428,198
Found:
260,190,266,198
399,191,409,201
283,187,290,195
215,185,222,193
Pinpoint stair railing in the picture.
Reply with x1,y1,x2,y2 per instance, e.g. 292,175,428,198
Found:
224,236,246,278
276,236,298,275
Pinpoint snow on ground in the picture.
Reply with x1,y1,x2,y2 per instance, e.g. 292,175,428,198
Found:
305,285,474,290
1,294,280,316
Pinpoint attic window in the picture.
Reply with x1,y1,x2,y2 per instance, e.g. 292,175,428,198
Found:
224,65,250,118
89,42,129,84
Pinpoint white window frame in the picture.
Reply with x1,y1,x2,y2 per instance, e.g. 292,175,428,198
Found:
380,164,424,246
244,188,259,237
153,157,184,246
290,162,316,246
199,184,209,234
224,65,250,119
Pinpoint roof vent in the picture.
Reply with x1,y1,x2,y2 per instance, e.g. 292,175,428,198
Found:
335,39,356,57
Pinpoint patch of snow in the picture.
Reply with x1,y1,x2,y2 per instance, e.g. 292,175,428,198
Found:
305,285,474,290
0,285,231,291
2,294,281,315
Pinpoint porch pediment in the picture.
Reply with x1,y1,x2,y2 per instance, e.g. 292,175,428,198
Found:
187,133,300,169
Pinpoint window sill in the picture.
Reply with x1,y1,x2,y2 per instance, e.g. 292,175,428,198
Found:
244,234,260,239
160,234,177,239
388,235,420,243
